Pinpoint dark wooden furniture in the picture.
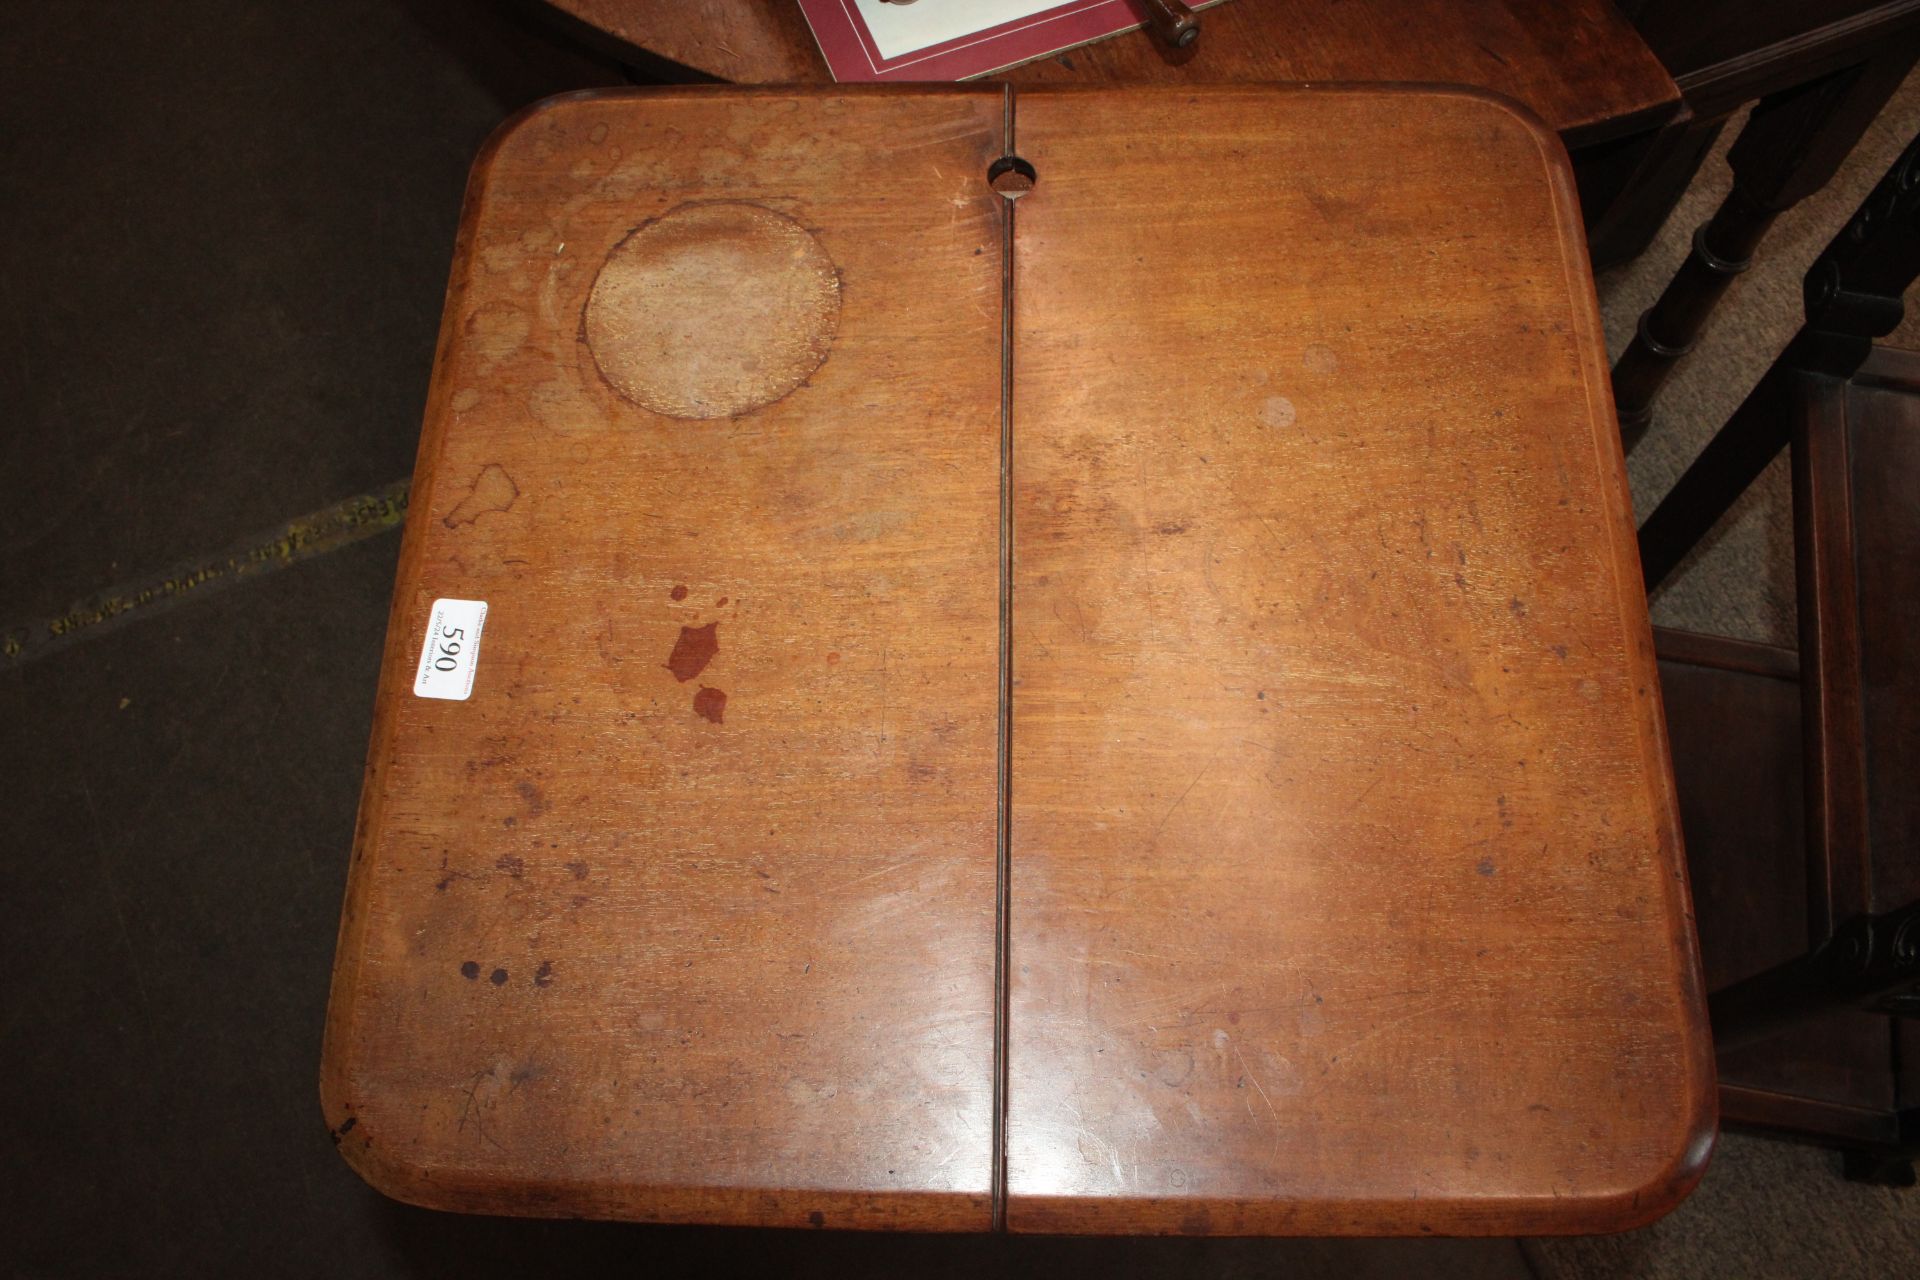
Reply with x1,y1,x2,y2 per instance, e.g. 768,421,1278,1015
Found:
1589,0,1920,266
1612,49,1920,448
1639,135,1920,1181
323,84,1712,1232
1639,133,1920,588
536,0,1680,147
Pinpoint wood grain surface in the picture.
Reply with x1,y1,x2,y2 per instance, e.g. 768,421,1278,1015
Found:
1003,86,1713,1234
324,83,1713,1234
321,86,1009,1229
544,0,1678,145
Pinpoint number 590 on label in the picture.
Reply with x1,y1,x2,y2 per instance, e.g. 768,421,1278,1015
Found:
413,598,488,701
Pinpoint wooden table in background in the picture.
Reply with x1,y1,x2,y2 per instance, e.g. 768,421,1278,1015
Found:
322,84,1713,1234
543,0,1679,147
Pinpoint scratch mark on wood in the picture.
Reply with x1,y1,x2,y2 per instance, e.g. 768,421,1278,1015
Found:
1149,748,1222,847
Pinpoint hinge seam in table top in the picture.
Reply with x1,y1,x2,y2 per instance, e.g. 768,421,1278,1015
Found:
991,80,1016,1235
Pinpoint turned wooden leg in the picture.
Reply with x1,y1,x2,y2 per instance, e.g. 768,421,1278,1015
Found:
1613,183,1779,449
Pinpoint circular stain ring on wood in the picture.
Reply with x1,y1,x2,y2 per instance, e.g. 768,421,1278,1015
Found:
584,202,841,420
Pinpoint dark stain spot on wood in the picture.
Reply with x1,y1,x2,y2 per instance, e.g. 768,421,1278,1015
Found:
1509,596,1528,617
808,1211,825,1228
461,961,481,980
670,583,688,601
825,651,840,665
436,852,488,893
716,596,729,607
329,1116,358,1146
515,779,549,816
666,622,719,682
1156,521,1189,535
534,960,554,988
565,860,589,880
1302,186,1365,225
495,854,525,878
1179,1207,1213,1235
1552,643,1569,659
694,685,727,724
443,463,520,527
490,967,509,986
1477,857,1497,877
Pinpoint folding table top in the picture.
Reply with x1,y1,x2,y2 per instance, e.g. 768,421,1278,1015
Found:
321,85,1713,1235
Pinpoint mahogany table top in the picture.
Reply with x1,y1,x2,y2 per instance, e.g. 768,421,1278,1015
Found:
322,84,1712,1235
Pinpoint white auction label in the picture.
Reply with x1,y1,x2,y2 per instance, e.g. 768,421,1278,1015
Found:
413,598,488,701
